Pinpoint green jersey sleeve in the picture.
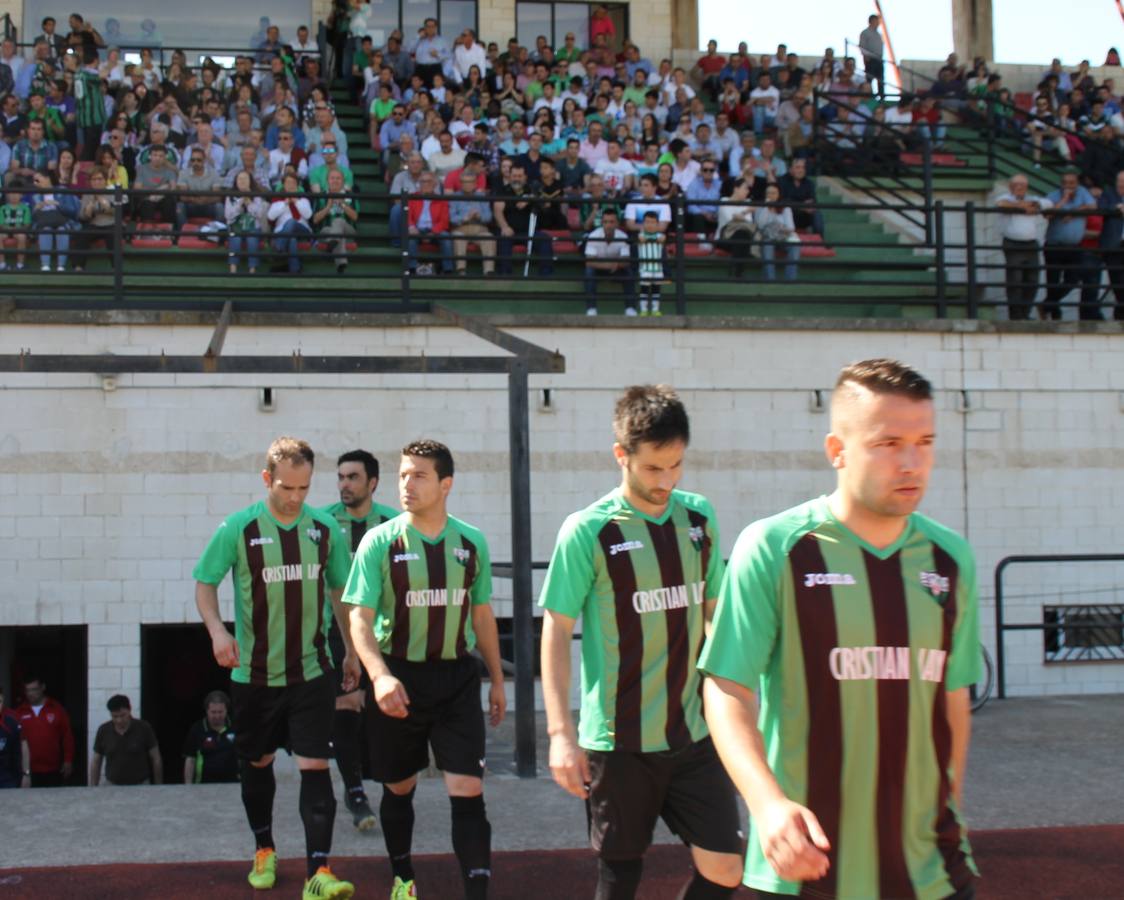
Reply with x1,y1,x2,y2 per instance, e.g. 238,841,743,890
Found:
697,519,783,688
323,519,352,590
192,517,240,585
469,531,492,606
538,512,597,619
945,547,982,690
341,527,386,610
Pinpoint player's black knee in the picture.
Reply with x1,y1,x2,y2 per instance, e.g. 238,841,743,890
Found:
380,785,417,881
299,768,337,877
450,793,491,898
594,857,644,900
240,759,276,848
675,868,738,900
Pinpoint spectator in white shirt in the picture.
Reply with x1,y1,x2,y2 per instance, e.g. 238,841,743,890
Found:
453,29,487,84
593,139,636,196
292,25,319,62
583,207,634,315
749,72,781,133
995,173,1052,320
579,121,609,165
669,139,701,191
623,174,672,233
427,130,467,180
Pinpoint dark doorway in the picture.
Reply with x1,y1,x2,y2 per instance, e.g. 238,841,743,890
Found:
141,624,232,784
0,625,89,785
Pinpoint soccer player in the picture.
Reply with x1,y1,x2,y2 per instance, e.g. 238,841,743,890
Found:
194,437,357,900
539,385,743,900
700,359,981,899
345,440,506,900
320,449,400,832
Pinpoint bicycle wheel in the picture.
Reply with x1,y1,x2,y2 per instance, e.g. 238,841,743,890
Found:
970,643,994,713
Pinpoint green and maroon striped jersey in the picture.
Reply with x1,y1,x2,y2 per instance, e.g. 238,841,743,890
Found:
699,496,981,899
539,488,725,754
320,500,400,558
342,515,492,661
193,501,352,687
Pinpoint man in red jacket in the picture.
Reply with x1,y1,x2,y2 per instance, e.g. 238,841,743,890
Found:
405,170,452,275
15,675,75,787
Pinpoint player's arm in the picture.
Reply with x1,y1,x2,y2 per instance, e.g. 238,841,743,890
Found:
196,581,239,668
704,675,830,882
348,604,409,718
541,608,588,798
149,742,164,785
88,752,103,787
947,687,971,807
330,588,359,692
20,737,30,788
471,603,506,726
183,756,196,785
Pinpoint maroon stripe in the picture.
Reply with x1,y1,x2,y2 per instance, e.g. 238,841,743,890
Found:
277,526,306,686
424,539,448,661
789,534,842,898
863,551,916,900
454,535,478,659
313,524,331,676
686,509,711,706
243,520,271,686
389,536,412,658
599,521,643,752
645,516,691,750
350,519,367,554
930,544,975,890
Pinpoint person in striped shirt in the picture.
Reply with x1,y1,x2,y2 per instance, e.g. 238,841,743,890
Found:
194,436,357,900
319,449,399,832
345,440,506,900
701,359,981,900
540,385,743,900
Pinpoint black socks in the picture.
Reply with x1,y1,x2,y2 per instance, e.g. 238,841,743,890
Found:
675,869,738,900
450,794,491,900
380,785,417,882
299,767,336,879
240,760,276,851
594,858,644,900
331,708,366,801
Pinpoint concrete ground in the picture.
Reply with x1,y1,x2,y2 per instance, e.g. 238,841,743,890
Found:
1,695,1122,869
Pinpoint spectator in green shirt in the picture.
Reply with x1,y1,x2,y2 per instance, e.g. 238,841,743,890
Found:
0,189,30,270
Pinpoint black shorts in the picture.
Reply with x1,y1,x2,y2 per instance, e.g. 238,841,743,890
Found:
327,618,369,697
586,736,743,860
364,655,485,784
231,674,335,762
752,885,975,900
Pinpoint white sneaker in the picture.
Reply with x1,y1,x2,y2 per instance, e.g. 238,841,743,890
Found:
40,264,50,271
585,307,597,316
624,306,638,316
56,264,66,271
0,261,8,271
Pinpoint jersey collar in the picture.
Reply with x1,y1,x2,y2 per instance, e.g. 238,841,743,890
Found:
817,495,915,560
614,487,676,526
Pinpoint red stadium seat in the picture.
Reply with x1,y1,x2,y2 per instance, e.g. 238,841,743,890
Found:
900,152,967,167
130,222,174,249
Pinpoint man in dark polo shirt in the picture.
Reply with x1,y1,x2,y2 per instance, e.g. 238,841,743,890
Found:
90,695,163,786
183,690,239,784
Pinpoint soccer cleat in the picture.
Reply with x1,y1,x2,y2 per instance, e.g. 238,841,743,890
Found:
348,795,377,832
390,876,418,899
303,867,354,899
247,848,277,890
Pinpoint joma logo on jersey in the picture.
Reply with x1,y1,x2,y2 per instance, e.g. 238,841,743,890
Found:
261,563,321,584
609,540,644,556
632,581,705,614
453,547,472,565
920,571,951,596
393,552,420,563
803,572,857,587
406,588,468,607
249,537,274,547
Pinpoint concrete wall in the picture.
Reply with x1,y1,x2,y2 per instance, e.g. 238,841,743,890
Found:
1,319,1123,749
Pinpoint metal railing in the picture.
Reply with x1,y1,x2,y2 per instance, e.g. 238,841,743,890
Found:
2,182,1122,319
993,555,1124,699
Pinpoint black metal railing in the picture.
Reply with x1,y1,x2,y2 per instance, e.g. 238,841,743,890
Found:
2,182,1122,319
993,555,1124,699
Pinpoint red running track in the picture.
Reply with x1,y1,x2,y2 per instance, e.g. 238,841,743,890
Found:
0,825,1121,898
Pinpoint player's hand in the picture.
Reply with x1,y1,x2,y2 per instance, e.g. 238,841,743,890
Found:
211,629,240,669
340,652,361,693
756,798,831,883
487,680,506,727
548,732,590,799
373,674,410,718
20,774,30,789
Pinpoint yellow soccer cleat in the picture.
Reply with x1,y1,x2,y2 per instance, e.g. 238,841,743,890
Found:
302,866,355,899
248,848,278,890
390,875,418,899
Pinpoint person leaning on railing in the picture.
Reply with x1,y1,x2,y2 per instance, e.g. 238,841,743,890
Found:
1096,169,1124,321
995,173,1052,321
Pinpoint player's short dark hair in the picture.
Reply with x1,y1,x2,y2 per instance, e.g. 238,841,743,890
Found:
402,439,454,480
106,694,131,712
337,449,379,480
834,358,932,402
22,673,43,686
265,436,314,474
203,690,230,710
613,385,690,453
642,210,659,221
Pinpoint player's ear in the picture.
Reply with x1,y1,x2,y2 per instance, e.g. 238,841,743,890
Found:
611,442,628,468
825,432,845,469
260,468,272,488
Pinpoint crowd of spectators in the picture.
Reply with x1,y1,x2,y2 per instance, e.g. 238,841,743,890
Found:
0,15,358,273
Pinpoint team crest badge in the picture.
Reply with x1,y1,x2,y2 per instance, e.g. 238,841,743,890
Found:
453,547,471,566
307,527,323,543
920,571,951,605
687,525,705,552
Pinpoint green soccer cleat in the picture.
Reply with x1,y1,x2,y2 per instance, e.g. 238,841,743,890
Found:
303,867,354,899
390,876,418,899
248,848,277,890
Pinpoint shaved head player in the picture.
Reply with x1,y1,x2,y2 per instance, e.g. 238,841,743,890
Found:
701,359,981,899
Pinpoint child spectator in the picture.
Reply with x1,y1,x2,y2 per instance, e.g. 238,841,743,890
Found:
0,188,30,269
636,210,666,316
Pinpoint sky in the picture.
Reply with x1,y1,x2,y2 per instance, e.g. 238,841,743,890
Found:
696,0,1123,67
